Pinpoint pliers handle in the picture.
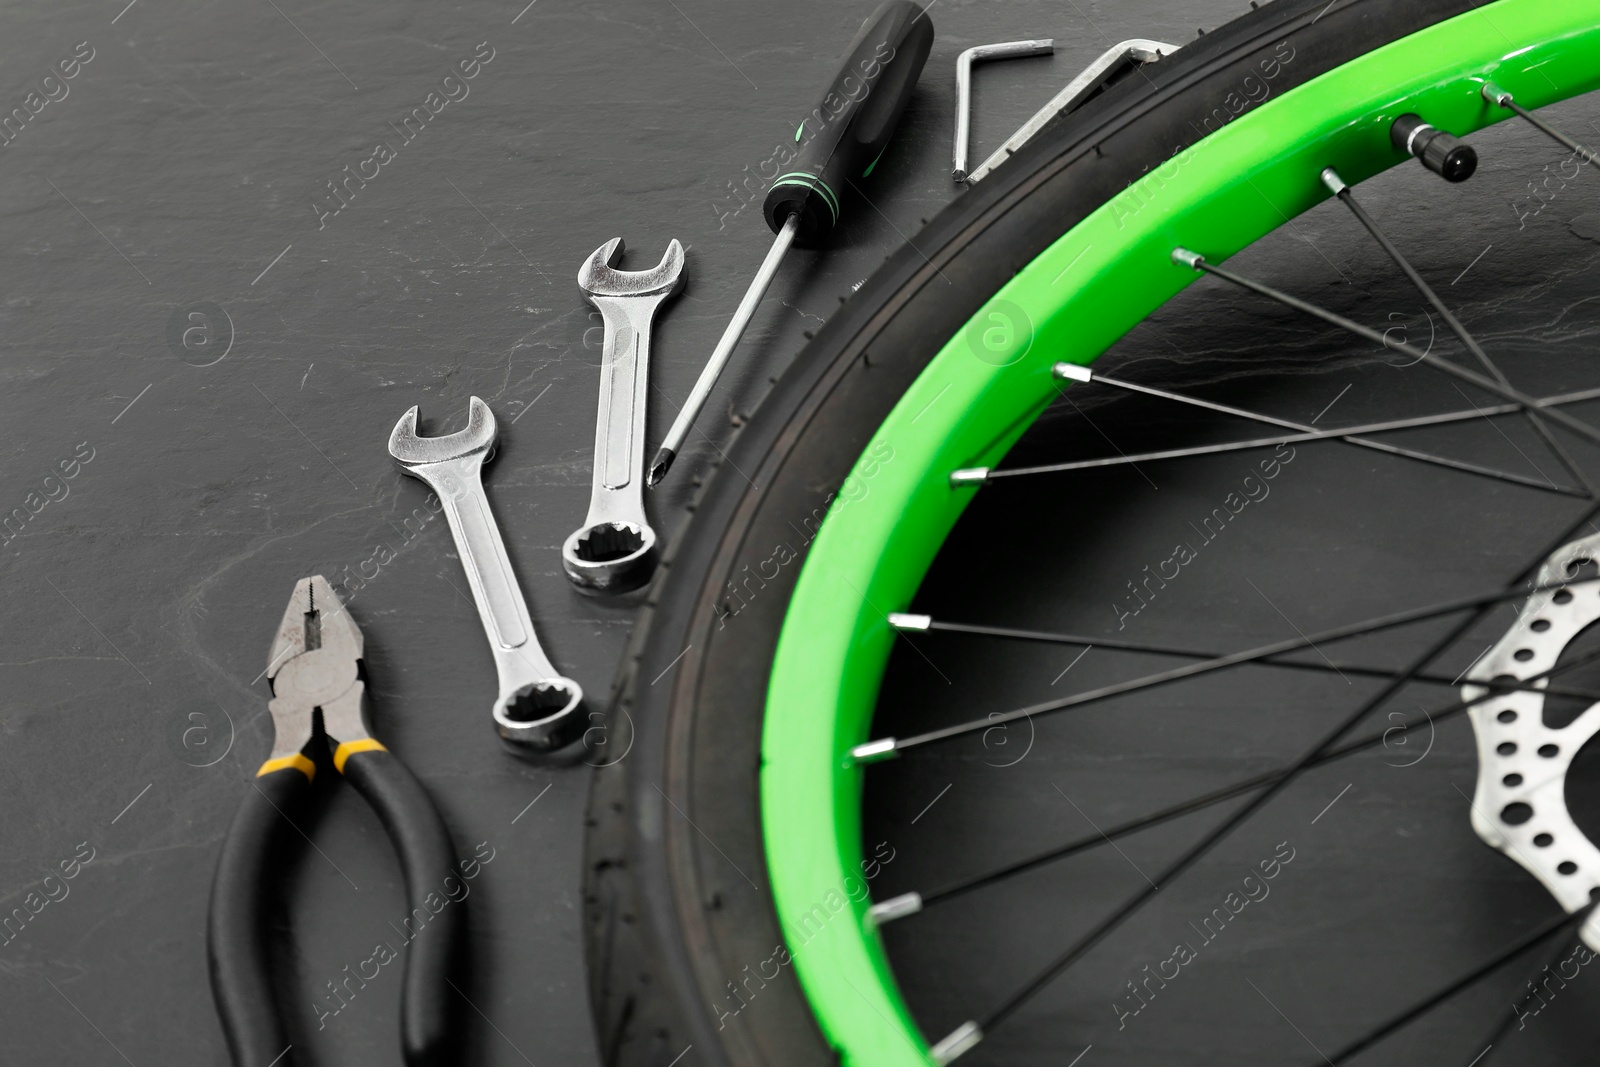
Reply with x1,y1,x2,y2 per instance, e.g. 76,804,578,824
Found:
207,577,463,1067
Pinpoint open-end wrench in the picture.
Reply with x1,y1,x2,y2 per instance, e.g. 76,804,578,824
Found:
564,237,685,594
388,396,585,750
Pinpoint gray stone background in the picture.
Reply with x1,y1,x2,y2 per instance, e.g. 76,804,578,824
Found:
0,0,1309,1064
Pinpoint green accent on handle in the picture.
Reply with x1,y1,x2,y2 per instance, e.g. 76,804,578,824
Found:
796,120,805,143
760,2,1600,1065
862,147,887,178
772,171,840,223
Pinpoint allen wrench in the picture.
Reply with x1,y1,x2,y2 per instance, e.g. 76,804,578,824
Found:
953,39,1055,181
958,38,1177,185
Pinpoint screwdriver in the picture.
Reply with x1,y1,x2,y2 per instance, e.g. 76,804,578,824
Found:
647,0,934,486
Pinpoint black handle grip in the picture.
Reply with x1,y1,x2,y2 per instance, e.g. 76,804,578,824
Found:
340,746,465,1067
208,763,315,1067
762,0,934,246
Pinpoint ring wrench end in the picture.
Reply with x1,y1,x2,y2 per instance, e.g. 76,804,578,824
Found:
493,675,587,751
562,521,659,595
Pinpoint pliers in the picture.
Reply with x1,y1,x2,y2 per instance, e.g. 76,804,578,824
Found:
207,576,463,1067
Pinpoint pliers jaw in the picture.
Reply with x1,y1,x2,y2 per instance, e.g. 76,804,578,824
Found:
264,575,373,765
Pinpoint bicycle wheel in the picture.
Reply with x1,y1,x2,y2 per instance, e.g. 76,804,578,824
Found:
585,0,1600,1063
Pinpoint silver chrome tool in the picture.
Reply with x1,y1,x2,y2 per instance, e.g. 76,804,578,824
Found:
964,39,1174,184
649,215,798,488
566,238,685,594
388,396,585,750
952,39,1055,182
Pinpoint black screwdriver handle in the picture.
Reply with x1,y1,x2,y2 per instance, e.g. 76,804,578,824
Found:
337,742,465,1067
208,758,316,1067
762,0,934,247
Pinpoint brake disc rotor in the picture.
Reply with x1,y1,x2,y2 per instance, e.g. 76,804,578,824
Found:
1465,534,1600,948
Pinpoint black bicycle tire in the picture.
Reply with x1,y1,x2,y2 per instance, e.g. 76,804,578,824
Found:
581,1,1494,1063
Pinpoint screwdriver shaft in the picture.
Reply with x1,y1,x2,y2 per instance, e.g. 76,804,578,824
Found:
649,213,801,486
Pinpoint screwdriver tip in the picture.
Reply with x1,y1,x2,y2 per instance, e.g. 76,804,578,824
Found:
647,447,675,488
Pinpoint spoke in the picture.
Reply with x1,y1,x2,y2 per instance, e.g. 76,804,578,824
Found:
894,639,1600,916
968,383,1600,491
895,616,1600,701
853,575,1600,762
1467,932,1583,1065
1324,904,1594,1065
918,713,1438,910
1325,168,1595,496
1061,362,1580,494
1483,81,1600,164
926,496,1600,1055
1172,249,1600,451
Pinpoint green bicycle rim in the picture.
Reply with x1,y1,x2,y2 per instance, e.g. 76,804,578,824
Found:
760,1,1600,1063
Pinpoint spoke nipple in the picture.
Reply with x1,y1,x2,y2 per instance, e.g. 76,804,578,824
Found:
1481,80,1513,108
1171,247,1204,270
850,737,899,764
1319,167,1347,196
866,891,924,928
1052,361,1093,383
930,1020,984,1065
888,612,932,632
949,468,990,487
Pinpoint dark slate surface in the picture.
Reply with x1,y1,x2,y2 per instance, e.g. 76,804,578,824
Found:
0,0,1414,1064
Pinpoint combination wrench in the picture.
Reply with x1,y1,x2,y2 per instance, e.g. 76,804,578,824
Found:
388,396,585,750
564,237,685,594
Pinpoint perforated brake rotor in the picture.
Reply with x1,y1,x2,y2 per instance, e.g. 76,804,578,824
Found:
1465,534,1600,949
